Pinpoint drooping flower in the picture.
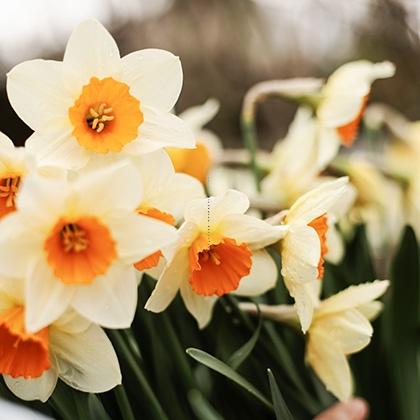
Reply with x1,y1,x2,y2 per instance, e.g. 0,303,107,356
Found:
276,177,350,332
131,149,205,271
0,161,177,332
241,280,389,401
0,278,121,402
167,98,222,183
145,189,286,328
7,19,194,171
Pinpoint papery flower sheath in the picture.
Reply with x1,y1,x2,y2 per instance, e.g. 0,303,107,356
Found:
0,278,121,402
0,161,177,332
7,19,194,170
145,189,286,328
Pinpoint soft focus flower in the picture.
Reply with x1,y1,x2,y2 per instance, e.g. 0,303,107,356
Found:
0,161,177,332
167,98,222,183
277,177,350,332
240,280,389,402
7,19,194,171
0,278,121,402
131,149,205,271
145,189,285,328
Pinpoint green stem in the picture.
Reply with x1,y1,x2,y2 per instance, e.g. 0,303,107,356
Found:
114,385,136,420
241,118,262,192
108,330,169,420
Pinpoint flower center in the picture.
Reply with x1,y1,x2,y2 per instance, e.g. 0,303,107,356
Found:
188,235,252,296
308,214,329,279
0,306,50,379
45,216,117,284
0,175,21,217
60,223,89,253
85,103,114,133
69,77,143,154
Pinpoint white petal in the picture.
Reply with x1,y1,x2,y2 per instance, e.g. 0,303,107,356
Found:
4,369,58,402
325,223,344,264
107,212,177,264
73,161,143,216
50,323,121,393
0,132,14,149
286,177,349,225
7,60,69,130
123,106,195,155
219,214,285,250
318,95,364,128
72,264,137,329
234,250,277,296
180,281,217,329
357,301,383,321
53,310,91,335
184,189,249,229
121,49,182,112
317,280,390,317
315,125,341,170
315,308,372,354
25,258,74,332
307,329,353,401
240,302,299,326
179,98,220,130
63,19,121,90
145,248,189,312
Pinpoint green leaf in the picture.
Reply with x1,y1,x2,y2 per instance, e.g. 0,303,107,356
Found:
188,389,224,420
267,369,294,420
186,348,273,411
227,308,261,370
385,226,420,420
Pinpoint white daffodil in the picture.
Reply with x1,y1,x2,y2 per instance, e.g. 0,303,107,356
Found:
167,98,222,183
240,280,389,402
0,278,121,402
145,189,286,328
276,177,350,332
7,19,194,171
0,161,177,332
131,149,205,272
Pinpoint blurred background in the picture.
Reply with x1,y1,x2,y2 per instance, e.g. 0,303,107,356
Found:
0,0,419,148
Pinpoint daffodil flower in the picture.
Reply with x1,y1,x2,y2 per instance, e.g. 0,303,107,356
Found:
0,278,121,402
145,189,286,328
131,149,205,271
241,280,390,401
277,177,351,332
7,19,194,171
167,98,222,183
0,161,177,332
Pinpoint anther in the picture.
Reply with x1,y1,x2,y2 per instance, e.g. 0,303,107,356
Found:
86,102,114,133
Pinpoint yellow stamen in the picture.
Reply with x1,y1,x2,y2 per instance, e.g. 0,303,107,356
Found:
60,223,89,253
86,102,115,133
0,176,20,208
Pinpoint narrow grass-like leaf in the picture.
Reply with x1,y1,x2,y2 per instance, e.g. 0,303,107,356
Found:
186,348,273,411
267,369,294,420
188,389,224,420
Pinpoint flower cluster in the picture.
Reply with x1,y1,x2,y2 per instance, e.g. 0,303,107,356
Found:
0,19,394,406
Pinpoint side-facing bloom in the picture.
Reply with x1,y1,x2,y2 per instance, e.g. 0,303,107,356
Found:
145,189,285,328
277,177,350,332
240,280,389,402
0,162,177,332
0,278,121,402
167,98,222,183
131,149,205,271
7,19,194,170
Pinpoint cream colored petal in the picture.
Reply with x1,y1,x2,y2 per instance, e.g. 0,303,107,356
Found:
233,250,277,296
317,95,364,128
71,264,137,329
286,177,349,225
315,125,341,171
0,132,14,149
315,308,373,355
6,59,70,130
180,281,217,329
25,258,74,332
239,302,299,327
179,98,220,130
219,214,286,250
63,19,121,91
50,323,121,393
307,329,353,401
121,49,182,112
53,310,91,335
107,212,177,264
184,189,249,229
325,223,344,264
4,369,58,402
357,301,384,321
317,280,390,317
145,248,189,313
